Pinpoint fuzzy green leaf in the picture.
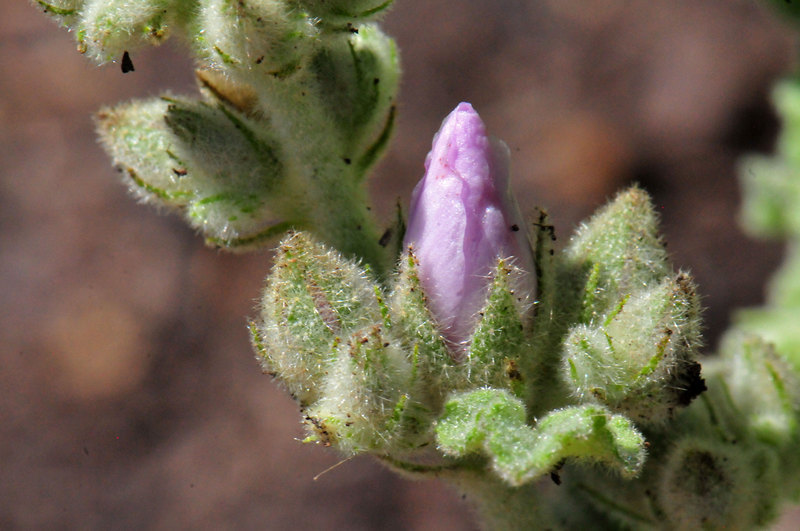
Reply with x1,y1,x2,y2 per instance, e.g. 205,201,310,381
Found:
436,389,646,486
97,96,300,249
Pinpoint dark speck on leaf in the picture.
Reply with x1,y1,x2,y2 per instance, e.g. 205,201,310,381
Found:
510,224,519,232
121,51,134,73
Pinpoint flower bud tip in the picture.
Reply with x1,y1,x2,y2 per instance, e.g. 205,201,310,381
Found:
404,103,534,349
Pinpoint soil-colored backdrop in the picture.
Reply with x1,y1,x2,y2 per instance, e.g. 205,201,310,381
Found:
2,1,799,528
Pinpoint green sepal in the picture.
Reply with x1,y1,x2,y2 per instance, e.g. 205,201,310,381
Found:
467,259,530,395
252,231,383,406
309,25,399,163
435,388,646,486
390,251,466,399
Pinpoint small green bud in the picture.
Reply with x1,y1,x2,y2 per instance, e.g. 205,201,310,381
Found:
563,273,705,424
34,0,82,25
53,0,182,62
251,231,383,406
560,187,705,423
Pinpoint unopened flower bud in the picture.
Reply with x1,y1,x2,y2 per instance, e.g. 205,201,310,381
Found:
403,103,535,349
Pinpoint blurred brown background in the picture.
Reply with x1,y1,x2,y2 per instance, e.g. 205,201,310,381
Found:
2,0,799,528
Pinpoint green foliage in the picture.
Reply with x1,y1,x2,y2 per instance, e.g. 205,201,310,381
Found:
560,188,704,424
248,181,799,529
436,389,645,486
39,0,400,272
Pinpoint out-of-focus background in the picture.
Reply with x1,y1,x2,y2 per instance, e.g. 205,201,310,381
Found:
2,0,799,528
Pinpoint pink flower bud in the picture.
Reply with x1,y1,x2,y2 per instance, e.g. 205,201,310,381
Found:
404,102,535,349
